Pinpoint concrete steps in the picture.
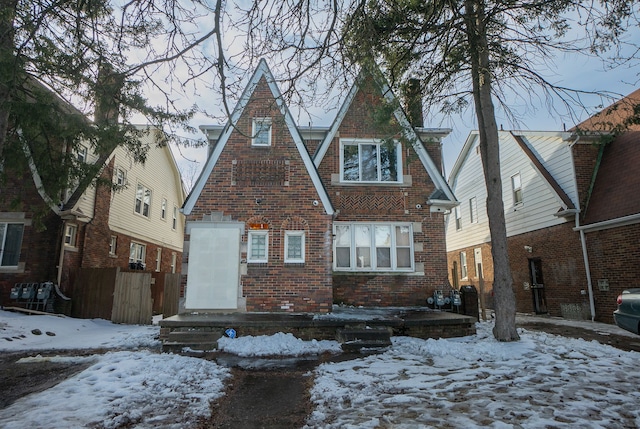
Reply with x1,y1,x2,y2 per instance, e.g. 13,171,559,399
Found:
336,327,392,351
162,330,222,352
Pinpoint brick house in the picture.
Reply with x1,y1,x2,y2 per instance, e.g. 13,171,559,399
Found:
445,89,640,323
0,125,186,306
181,60,457,313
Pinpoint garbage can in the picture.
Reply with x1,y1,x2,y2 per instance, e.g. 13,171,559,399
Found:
460,285,479,320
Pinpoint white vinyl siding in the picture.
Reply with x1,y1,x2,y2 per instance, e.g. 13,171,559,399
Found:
334,222,413,272
446,132,578,252
88,129,184,258
469,197,478,224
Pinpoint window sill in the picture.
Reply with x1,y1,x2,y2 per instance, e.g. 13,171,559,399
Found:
64,245,79,253
331,174,412,186
333,270,423,276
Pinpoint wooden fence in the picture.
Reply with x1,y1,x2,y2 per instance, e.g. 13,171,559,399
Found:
72,267,181,324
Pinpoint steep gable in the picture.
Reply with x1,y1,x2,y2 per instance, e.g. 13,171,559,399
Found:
312,67,456,210
183,59,333,215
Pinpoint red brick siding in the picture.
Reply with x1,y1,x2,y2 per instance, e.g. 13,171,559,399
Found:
318,75,450,306
585,224,640,323
186,77,333,313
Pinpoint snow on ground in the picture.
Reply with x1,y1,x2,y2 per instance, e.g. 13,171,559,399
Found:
1,309,640,428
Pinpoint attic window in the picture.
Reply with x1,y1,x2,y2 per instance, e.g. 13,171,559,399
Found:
340,139,401,183
252,118,272,146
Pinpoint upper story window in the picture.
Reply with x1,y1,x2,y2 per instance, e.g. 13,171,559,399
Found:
135,183,152,218
334,222,413,272
469,197,477,224
252,118,272,147
247,230,269,263
284,231,305,263
0,222,24,267
64,224,78,247
340,139,401,183
455,207,462,231
511,173,523,205
161,198,167,220
109,235,117,256
115,168,127,186
76,145,88,163
172,206,178,230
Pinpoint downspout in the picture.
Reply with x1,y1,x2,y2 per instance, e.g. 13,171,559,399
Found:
56,221,66,286
570,134,599,322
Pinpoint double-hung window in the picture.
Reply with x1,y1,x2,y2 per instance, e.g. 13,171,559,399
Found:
129,242,146,266
284,231,305,263
135,183,152,217
460,251,468,279
512,173,523,205
341,139,401,183
115,168,126,186
247,230,269,263
334,223,413,271
161,199,167,220
0,222,24,267
455,207,462,230
252,118,272,147
64,224,78,247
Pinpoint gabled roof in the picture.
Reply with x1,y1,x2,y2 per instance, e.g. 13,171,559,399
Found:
449,130,577,212
574,88,640,132
183,59,334,216
581,131,640,227
312,67,457,208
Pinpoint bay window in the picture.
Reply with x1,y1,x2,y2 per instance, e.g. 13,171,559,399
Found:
334,222,414,271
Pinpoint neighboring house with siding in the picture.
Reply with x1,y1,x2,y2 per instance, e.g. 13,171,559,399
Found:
181,59,457,313
445,130,596,319
446,87,640,324
0,125,186,306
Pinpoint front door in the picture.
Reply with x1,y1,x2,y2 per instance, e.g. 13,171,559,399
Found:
185,225,242,310
529,258,547,314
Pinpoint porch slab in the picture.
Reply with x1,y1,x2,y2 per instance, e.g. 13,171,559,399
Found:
159,307,476,351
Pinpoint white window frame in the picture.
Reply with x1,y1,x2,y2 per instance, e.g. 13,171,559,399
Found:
64,224,78,247
284,231,305,263
156,248,162,272
512,173,523,205
252,118,272,147
134,182,152,218
109,235,117,256
247,230,269,263
0,222,24,268
171,252,177,274
161,198,167,220
340,138,402,183
469,197,478,224
129,242,146,266
333,222,414,272
455,207,462,231
460,251,468,279
172,206,177,230
76,145,88,163
115,168,126,186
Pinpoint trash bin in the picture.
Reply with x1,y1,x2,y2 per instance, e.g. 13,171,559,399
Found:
460,285,479,320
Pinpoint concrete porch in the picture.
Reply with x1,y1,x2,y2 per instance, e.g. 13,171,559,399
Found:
159,306,477,352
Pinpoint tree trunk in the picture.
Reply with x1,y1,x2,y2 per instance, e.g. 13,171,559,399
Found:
464,0,519,341
0,0,17,167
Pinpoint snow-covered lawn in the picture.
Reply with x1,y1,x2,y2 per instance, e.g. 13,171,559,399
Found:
1,309,639,428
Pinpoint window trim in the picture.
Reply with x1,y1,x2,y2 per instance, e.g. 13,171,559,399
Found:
511,173,523,206
64,223,78,247
251,117,272,147
161,198,167,220
247,230,269,263
129,242,146,267
333,222,414,272
339,138,402,183
469,197,477,224
172,206,178,230
460,251,468,279
156,248,162,272
455,207,462,231
0,222,24,268
134,182,152,218
109,235,117,256
284,231,305,263
115,168,127,187
76,145,88,163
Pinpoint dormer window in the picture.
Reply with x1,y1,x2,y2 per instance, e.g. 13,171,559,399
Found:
340,139,401,183
252,118,272,147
